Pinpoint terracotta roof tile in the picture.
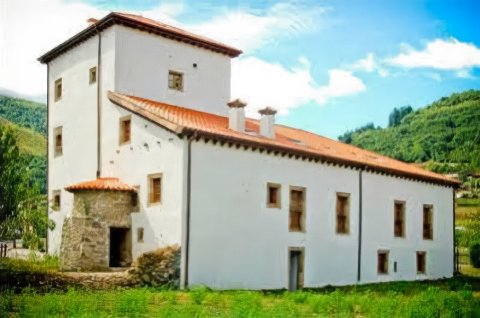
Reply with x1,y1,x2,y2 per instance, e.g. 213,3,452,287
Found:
65,178,136,192
39,12,241,63
108,91,460,187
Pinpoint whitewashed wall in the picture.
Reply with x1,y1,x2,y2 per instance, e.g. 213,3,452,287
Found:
47,27,116,254
360,172,454,283
188,141,360,289
114,25,232,116
188,141,454,289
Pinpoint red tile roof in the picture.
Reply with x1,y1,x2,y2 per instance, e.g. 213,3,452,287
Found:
108,91,460,187
38,12,241,63
65,178,136,192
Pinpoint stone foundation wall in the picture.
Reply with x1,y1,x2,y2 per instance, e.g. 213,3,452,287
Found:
60,190,134,271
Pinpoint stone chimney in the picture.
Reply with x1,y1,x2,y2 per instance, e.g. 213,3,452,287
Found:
227,99,247,132
258,107,277,138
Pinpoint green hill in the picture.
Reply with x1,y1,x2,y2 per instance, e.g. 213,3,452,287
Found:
338,90,480,175
0,95,47,193
0,95,47,135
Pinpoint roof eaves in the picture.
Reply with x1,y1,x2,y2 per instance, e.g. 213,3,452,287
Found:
107,91,185,135
182,128,460,188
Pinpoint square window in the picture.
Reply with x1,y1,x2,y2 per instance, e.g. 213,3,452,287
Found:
394,201,406,238
54,78,62,102
378,251,389,274
137,227,144,243
423,205,433,240
267,183,281,208
52,190,61,211
54,126,63,157
289,186,305,232
336,193,350,234
119,116,131,145
148,174,162,205
89,67,97,84
417,251,426,274
168,70,183,91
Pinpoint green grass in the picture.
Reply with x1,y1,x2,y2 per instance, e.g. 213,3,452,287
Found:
0,279,479,317
0,255,59,274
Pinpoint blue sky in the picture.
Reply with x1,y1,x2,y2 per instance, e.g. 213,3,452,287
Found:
1,0,480,139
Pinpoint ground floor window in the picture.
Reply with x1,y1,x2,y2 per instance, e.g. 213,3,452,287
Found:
378,250,389,274
417,251,426,274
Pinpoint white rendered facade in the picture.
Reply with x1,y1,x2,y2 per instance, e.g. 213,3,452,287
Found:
44,16,455,289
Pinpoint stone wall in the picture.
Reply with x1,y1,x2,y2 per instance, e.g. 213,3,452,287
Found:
60,190,134,271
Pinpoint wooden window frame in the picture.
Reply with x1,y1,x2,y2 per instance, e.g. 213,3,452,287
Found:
394,200,406,238
416,251,426,274
336,192,350,235
54,126,63,157
289,186,306,233
54,78,62,102
377,250,389,275
267,183,281,208
52,190,61,211
148,173,162,206
137,227,144,243
168,70,184,91
423,204,433,240
119,115,132,145
89,67,97,84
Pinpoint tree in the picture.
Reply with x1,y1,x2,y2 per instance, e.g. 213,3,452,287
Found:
0,126,52,249
388,105,413,127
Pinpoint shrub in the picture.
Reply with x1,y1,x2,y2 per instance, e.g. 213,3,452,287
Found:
469,242,480,268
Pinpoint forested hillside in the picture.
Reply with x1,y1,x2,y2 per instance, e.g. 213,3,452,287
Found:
0,95,47,135
0,95,47,193
338,90,480,175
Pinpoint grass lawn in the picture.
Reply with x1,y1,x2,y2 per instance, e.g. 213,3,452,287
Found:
1,278,479,318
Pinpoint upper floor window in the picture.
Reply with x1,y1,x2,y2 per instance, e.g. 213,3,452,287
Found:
289,186,305,232
54,126,63,157
148,174,162,205
394,201,406,238
54,78,62,102
119,116,131,145
89,67,97,84
267,183,281,208
336,192,350,234
168,70,183,91
423,204,433,240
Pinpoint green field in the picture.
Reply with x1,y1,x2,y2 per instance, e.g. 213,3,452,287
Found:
1,280,479,318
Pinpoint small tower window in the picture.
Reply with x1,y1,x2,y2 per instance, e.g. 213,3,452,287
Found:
168,70,183,91
378,250,389,274
417,251,426,274
52,190,61,211
423,204,433,240
394,201,406,238
289,186,306,232
54,78,62,101
336,193,350,234
89,67,97,84
148,174,162,205
137,227,144,243
54,126,63,157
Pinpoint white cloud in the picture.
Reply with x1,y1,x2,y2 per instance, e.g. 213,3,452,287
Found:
232,57,365,116
387,38,480,70
189,2,328,52
347,53,389,77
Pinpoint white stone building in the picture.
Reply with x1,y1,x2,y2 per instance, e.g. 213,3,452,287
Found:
39,12,459,290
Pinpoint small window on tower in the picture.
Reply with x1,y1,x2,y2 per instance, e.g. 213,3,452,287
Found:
137,227,144,243
148,174,162,205
89,67,97,84
289,186,306,232
54,78,62,102
52,190,61,211
336,193,350,234
54,126,63,157
168,70,183,91
119,116,131,145
267,183,281,208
